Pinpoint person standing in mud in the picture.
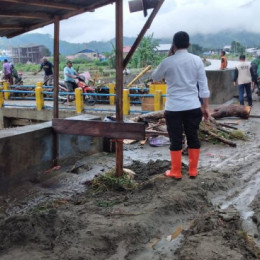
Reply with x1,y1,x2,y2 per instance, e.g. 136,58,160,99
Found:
36,57,54,86
3,59,13,85
151,31,210,179
64,60,78,103
220,50,228,70
233,55,254,107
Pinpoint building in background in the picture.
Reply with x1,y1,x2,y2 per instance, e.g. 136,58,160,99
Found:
12,45,46,64
0,49,12,62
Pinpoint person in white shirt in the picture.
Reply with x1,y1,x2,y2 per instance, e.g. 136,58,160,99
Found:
233,55,253,106
152,31,210,179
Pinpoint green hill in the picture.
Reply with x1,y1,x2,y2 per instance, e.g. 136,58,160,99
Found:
0,31,259,55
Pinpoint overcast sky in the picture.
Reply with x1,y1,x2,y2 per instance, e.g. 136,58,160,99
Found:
31,0,259,43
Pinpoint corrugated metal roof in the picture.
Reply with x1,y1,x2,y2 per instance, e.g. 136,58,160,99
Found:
0,0,116,38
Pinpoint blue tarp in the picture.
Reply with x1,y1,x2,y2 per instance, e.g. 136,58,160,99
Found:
0,56,12,62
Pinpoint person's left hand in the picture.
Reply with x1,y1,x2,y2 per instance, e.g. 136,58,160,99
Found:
201,107,210,121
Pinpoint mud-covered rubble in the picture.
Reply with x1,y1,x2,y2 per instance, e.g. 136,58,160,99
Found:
0,103,260,259
0,157,260,260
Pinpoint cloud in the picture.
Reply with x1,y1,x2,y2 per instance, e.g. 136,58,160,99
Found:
30,0,260,43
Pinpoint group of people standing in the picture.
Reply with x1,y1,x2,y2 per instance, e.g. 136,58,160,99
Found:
219,49,260,107
2,59,22,85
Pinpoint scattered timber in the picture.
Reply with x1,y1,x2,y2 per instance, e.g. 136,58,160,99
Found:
211,105,251,119
130,110,246,147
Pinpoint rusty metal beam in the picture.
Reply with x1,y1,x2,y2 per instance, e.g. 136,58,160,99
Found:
0,0,78,10
0,12,51,19
53,16,60,167
0,25,23,29
115,0,124,177
123,0,165,69
5,1,117,38
52,120,146,140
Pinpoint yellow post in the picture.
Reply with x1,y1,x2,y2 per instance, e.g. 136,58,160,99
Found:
150,83,167,106
109,83,115,105
0,86,4,108
154,90,162,111
123,89,130,115
149,83,155,95
35,82,44,110
3,82,10,100
75,88,84,114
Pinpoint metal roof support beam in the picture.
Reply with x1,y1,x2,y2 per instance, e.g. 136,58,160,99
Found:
53,16,60,166
115,0,124,177
0,12,51,20
123,0,164,69
0,0,78,10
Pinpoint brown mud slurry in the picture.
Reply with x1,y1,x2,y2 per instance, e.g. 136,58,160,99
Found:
0,104,260,259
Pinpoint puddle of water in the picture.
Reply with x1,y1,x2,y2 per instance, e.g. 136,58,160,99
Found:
213,170,260,246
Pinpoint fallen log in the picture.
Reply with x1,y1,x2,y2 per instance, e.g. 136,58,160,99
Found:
211,105,251,119
130,110,164,122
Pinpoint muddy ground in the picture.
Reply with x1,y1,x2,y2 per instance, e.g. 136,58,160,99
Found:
0,100,260,259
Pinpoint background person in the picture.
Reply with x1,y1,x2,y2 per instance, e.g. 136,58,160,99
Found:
151,31,210,180
233,54,254,106
37,57,54,86
220,50,228,70
3,59,13,85
64,60,78,103
251,55,260,94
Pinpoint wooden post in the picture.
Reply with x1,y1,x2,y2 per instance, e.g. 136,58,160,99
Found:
53,16,60,166
53,16,60,119
115,0,124,177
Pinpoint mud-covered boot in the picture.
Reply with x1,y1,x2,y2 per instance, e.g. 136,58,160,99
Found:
188,148,200,178
165,150,182,179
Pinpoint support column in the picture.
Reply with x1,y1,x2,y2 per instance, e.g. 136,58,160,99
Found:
53,16,60,166
115,0,124,177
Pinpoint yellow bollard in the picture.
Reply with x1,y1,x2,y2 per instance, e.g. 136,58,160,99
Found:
149,83,155,95
150,83,167,106
75,88,84,114
0,87,4,108
109,83,115,105
123,89,130,115
154,90,162,111
3,82,10,100
35,82,44,110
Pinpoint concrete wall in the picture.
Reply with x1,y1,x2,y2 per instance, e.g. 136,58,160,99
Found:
0,115,103,194
206,69,237,104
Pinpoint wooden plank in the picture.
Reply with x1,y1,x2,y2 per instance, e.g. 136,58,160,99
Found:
52,119,146,140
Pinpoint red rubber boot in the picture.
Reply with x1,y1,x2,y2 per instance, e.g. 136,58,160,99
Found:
188,148,200,177
165,150,182,179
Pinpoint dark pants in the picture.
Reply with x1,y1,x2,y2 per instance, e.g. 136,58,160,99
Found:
165,108,202,151
238,83,252,106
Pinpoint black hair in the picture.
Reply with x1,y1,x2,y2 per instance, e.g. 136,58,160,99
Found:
221,50,226,55
4,59,7,62
173,31,190,49
239,54,246,60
